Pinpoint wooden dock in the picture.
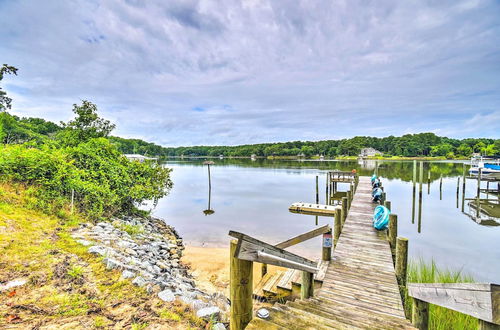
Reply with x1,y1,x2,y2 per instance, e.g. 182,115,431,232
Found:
246,176,414,329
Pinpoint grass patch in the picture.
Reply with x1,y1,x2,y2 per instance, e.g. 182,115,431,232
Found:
116,223,144,236
405,259,478,330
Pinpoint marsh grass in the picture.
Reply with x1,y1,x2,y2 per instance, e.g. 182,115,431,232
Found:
405,258,478,330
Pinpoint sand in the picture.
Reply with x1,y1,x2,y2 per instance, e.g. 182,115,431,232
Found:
182,245,285,297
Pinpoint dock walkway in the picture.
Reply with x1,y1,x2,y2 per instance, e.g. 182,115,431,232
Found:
247,176,415,329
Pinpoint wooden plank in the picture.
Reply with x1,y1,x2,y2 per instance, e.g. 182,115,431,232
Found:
276,224,331,249
229,231,318,273
408,282,499,324
289,202,340,216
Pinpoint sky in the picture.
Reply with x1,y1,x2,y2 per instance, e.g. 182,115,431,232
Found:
1,0,499,146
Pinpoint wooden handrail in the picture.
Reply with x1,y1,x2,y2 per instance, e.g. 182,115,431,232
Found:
228,231,318,273
408,282,499,328
275,224,331,249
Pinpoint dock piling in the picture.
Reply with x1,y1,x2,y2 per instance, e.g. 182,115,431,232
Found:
412,298,429,330
301,271,314,299
334,208,341,248
388,214,397,257
341,197,348,226
230,240,253,330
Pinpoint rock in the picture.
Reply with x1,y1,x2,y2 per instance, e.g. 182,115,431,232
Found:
121,270,135,279
76,239,93,246
124,248,138,256
156,261,169,270
212,323,226,330
196,306,221,321
171,260,179,268
190,299,209,312
158,289,175,302
0,278,27,292
104,258,122,270
88,246,107,256
132,276,148,287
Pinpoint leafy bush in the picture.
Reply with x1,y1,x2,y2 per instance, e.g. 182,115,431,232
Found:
0,139,172,220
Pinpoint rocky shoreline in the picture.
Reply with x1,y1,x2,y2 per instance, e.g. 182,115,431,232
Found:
71,215,229,327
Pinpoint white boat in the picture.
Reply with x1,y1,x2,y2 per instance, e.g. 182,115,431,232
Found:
469,157,500,178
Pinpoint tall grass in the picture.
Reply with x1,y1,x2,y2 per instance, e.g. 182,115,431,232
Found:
405,258,478,330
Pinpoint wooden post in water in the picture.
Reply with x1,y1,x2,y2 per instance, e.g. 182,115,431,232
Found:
301,271,314,299
456,177,460,208
325,173,329,205
427,170,431,195
418,162,423,233
341,197,348,226
346,190,352,210
315,175,319,204
412,298,429,330
461,165,466,212
384,200,391,211
334,209,341,248
439,175,443,200
396,237,408,287
388,214,397,257
230,240,253,330
477,167,482,198
412,160,417,224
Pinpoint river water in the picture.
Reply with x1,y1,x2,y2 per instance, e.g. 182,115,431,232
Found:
152,159,500,282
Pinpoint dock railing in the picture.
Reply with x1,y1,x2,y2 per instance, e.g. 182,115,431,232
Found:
407,283,499,330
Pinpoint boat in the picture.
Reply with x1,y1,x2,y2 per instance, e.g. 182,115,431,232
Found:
468,156,500,179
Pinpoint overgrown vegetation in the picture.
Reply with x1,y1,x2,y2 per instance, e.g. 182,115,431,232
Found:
405,259,478,330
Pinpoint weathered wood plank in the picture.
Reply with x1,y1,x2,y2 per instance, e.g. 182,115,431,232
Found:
276,224,331,249
289,202,340,216
408,282,500,324
229,231,319,273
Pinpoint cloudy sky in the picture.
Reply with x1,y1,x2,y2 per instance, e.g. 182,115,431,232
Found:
1,0,499,146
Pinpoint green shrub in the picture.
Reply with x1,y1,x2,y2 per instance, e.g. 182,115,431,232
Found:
0,139,172,220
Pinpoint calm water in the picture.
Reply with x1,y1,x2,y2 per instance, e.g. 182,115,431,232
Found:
152,159,500,282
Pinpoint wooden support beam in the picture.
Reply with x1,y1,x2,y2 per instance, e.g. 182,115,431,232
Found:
334,208,341,248
396,237,408,288
407,283,500,325
230,240,253,330
301,271,314,299
347,190,352,209
229,231,318,273
388,214,397,255
275,224,331,249
384,200,391,211
322,229,332,261
341,197,348,225
412,298,429,330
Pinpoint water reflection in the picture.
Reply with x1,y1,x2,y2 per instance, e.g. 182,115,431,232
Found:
153,158,500,282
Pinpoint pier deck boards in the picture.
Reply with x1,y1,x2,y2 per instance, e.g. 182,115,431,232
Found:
247,176,415,329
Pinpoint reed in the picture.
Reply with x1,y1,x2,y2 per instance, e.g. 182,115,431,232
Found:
404,258,478,330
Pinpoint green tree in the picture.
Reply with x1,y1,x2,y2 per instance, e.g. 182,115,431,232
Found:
456,144,472,157
0,64,18,112
59,100,116,145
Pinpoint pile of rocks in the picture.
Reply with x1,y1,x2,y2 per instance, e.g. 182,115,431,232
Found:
71,216,229,325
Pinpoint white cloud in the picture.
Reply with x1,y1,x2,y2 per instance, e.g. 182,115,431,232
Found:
0,0,499,146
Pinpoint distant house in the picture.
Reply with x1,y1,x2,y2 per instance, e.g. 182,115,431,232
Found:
124,154,157,162
359,148,382,157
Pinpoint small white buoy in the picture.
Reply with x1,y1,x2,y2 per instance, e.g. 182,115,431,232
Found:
256,308,270,319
